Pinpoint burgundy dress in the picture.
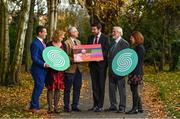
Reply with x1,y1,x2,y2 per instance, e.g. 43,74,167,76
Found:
45,41,64,90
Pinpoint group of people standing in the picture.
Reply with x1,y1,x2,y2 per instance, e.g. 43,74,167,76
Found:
28,22,145,115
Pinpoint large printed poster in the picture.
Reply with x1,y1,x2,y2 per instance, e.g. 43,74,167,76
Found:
73,44,104,62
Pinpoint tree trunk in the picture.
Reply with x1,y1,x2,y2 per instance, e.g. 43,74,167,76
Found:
0,1,10,85
159,37,165,71
54,0,58,30
9,0,31,84
24,0,35,72
153,58,159,73
47,0,55,40
159,19,166,71
0,0,2,61
47,0,59,40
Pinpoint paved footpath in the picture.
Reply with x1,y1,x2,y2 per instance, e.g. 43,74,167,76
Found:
52,72,148,118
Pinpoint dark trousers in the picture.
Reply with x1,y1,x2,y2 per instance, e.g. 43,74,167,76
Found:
130,84,142,110
64,68,82,109
90,65,107,108
30,72,46,109
109,75,126,110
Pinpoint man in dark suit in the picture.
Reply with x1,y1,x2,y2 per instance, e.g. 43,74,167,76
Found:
107,26,129,113
88,23,110,112
29,25,49,113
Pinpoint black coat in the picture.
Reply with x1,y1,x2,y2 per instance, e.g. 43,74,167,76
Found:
130,44,145,76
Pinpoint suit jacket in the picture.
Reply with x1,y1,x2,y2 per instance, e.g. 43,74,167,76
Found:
64,38,84,73
108,38,129,78
30,38,47,75
130,44,145,76
88,33,110,68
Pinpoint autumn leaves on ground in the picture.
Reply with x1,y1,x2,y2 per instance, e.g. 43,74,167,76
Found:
0,66,179,118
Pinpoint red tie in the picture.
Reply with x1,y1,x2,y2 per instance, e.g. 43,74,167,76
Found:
93,36,99,44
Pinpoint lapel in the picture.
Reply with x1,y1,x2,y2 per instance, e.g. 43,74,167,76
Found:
90,35,95,44
110,38,123,55
69,38,74,46
36,38,45,51
74,39,80,45
98,34,102,44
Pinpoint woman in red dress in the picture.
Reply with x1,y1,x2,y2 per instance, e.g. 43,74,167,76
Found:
45,30,65,113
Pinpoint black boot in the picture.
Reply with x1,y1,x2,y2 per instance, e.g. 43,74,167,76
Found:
126,96,138,114
126,85,138,114
47,90,53,113
54,90,60,113
126,97,138,114
138,97,144,113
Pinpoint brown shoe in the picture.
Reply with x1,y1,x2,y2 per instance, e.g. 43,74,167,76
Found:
29,109,40,113
23,108,40,113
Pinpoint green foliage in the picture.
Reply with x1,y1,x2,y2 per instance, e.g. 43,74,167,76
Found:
57,9,91,44
85,0,180,70
119,0,180,70
170,40,180,70
159,86,166,100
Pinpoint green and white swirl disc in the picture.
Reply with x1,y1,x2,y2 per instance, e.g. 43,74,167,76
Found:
43,46,70,71
112,48,138,76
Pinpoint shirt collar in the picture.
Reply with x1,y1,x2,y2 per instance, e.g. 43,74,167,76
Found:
37,37,44,43
96,32,101,38
70,37,76,42
115,36,121,43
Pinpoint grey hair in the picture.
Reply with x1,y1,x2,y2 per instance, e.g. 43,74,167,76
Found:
113,26,123,36
68,26,78,33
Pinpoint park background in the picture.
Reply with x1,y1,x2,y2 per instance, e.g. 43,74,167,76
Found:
0,0,179,118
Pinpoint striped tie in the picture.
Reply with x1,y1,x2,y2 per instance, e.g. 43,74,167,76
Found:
110,42,117,52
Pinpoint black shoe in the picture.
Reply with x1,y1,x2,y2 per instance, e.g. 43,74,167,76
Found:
126,109,138,114
88,106,97,111
117,108,125,113
138,109,144,113
94,107,103,112
104,107,117,112
72,108,81,112
63,107,70,112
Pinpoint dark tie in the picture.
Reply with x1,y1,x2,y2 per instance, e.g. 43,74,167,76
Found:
93,36,99,44
74,40,77,45
110,41,117,52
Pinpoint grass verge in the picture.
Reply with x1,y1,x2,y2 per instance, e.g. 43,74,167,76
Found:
144,70,180,118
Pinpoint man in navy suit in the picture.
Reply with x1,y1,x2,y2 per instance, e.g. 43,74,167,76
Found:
29,25,49,113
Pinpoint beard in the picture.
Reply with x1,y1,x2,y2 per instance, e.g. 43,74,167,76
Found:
112,36,117,39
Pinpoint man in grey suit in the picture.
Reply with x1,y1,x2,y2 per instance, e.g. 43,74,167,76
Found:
107,26,129,113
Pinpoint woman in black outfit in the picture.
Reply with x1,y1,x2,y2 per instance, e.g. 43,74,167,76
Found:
126,31,145,114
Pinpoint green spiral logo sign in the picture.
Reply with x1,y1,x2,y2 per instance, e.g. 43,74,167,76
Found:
43,46,70,71
112,48,138,76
